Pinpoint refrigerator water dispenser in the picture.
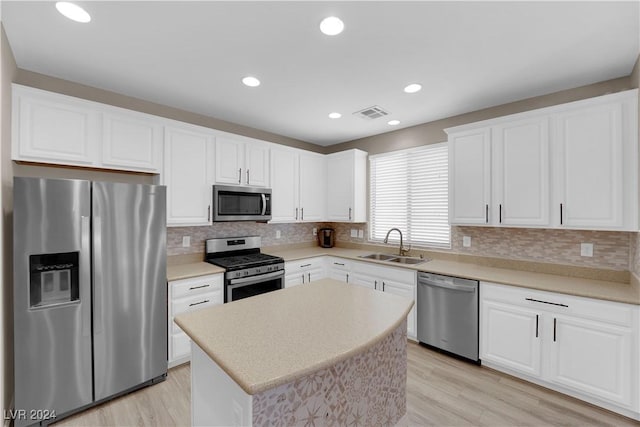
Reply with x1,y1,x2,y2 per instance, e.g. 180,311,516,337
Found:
29,252,79,308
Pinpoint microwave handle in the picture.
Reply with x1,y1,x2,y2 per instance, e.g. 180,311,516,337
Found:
261,193,267,216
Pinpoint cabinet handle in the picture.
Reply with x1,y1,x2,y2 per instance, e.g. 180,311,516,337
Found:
238,168,242,184
189,284,210,290
349,207,352,220
300,263,311,268
207,205,211,222
560,203,563,225
485,204,489,223
382,281,386,292
189,299,209,307
346,273,349,283
308,273,310,282
334,262,345,266
295,208,298,220
374,280,377,290
553,318,557,342
302,274,305,284
525,297,568,308
246,169,250,185
535,314,539,338
499,204,502,223
301,207,304,221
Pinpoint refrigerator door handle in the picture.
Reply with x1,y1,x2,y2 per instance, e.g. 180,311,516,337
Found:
93,216,103,334
81,216,91,337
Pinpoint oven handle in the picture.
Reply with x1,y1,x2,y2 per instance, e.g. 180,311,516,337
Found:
261,194,267,216
228,270,284,286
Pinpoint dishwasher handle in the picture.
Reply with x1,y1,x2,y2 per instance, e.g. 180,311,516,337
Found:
418,278,476,293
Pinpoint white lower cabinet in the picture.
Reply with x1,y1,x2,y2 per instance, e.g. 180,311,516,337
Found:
168,274,223,367
351,261,417,340
480,282,639,419
284,257,326,287
326,257,351,283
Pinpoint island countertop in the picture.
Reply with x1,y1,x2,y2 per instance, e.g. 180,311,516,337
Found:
173,278,414,395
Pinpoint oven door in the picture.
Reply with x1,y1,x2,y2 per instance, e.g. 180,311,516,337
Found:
226,270,284,303
213,185,271,222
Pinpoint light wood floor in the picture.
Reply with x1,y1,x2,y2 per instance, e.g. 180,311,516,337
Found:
55,342,638,426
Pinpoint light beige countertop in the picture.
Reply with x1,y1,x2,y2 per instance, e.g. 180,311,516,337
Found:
167,260,224,282
265,246,640,305
174,279,414,395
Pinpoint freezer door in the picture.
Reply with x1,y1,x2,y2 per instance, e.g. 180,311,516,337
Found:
13,177,92,426
92,182,167,401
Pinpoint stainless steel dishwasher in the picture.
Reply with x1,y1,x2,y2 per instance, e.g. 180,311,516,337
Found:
417,272,479,362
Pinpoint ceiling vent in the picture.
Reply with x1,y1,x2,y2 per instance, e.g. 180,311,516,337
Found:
353,105,390,120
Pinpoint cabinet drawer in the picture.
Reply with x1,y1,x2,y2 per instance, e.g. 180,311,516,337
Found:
327,257,351,271
171,293,220,332
352,260,415,283
170,274,223,299
481,282,635,327
285,257,325,273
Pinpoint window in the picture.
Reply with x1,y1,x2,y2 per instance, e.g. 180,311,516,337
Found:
369,142,450,249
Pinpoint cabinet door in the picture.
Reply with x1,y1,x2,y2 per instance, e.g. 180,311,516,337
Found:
284,273,303,288
164,126,214,225
493,117,549,226
245,141,269,187
215,136,244,185
270,148,299,222
102,112,162,172
308,266,326,283
555,102,623,228
350,273,377,290
449,129,492,224
326,151,354,221
547,315,632,407
14,89,99,166
299,152,326,221
381,279,417,339
480,300,542,377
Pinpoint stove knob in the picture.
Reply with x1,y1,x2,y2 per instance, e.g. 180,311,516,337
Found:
244,271,249,276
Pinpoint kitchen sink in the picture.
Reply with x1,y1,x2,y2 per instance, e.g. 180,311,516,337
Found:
388,256,428,265
359,253,397,261
358,253,430,265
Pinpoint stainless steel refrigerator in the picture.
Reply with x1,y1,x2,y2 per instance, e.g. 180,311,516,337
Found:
13,177,167,426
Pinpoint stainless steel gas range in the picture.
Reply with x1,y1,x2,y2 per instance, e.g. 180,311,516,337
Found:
204,236,284,303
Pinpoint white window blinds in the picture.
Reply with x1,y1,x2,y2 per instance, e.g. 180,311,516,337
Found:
370,142,450,249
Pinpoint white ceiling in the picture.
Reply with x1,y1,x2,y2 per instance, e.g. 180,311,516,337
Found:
2,1,639,146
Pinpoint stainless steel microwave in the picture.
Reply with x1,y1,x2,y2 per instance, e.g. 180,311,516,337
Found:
212,185,272,222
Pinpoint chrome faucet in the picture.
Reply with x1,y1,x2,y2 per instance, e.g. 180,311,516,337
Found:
383,228,410,256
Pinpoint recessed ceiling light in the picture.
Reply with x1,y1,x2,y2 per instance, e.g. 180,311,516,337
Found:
320,16,344,36
404,83,422,93
328,112,342,119
388,120,400,126
55,2,91,23
242,76,261,87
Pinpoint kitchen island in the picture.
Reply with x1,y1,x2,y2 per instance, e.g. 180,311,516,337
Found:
174,279,414,426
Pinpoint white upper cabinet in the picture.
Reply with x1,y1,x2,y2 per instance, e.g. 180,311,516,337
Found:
270,147,299,222
215,136,269,187
163,124,215,226
102,111,163,172
298,152,326,221
449,129,492,224
492,117,549,226
12,84,163,173
447,89,637,231
13,84,100,166
553,99,634,229
326,149,367,222
270,146,326,223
